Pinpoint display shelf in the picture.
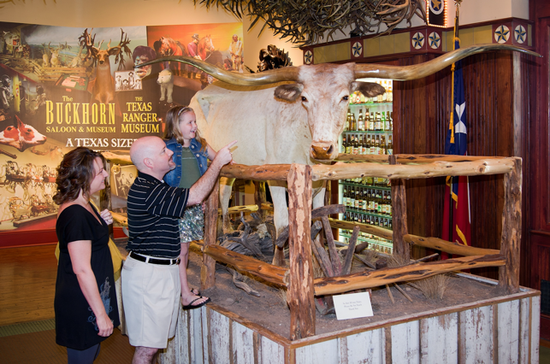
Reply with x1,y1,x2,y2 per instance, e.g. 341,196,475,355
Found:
339,181,391,191
349,102,392,107
339,231,393,254
338,79,394,253
342,130,391,134
344,206,392,219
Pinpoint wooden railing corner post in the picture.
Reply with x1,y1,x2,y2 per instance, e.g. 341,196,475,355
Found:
287,164,315,340
389,155,410,263
499,157,522,293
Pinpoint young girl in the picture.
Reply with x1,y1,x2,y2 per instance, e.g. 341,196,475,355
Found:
164,105,215,309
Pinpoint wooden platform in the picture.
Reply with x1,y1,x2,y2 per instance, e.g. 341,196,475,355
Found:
159,273,540,364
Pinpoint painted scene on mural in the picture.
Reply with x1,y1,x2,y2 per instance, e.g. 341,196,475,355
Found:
0,21,243,232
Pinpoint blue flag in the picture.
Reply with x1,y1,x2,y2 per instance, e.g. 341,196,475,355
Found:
443,36,471,251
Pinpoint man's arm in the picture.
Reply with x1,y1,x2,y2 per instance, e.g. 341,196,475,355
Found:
187,140,236,205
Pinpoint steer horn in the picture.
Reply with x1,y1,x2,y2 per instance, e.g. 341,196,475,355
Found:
138,56,300,86
355,43,540,80
137,43,540,86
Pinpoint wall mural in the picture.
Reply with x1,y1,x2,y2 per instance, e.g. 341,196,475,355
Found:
0,21,243,233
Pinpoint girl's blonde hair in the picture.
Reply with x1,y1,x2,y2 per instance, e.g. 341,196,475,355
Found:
163,105,207,152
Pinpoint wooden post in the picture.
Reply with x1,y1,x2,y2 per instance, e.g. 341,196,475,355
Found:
254,181,268,220
201,181,219,290
287,164,315,340
499,158,522,293
390,155,409,262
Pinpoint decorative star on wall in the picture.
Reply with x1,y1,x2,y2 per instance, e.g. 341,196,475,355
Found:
429,32,441,49
352,42,363,57
430,0,444,15
494,25,510,44
304,50,313,64
412,32,425,49
514,25,526,44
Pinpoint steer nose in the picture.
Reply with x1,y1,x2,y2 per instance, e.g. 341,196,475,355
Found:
310,144,335,160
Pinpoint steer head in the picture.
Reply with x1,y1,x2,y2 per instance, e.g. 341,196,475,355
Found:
273,63,385,160
137,43,539,161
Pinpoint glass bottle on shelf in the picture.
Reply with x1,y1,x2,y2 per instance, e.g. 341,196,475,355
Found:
375,134,381,155
345,109,351,131
385,111,392,131
350,111,357,131
364,134,370,155
345,134,353,154
351,135,359,155
380,135,386,155
368,114,374,131
387,135,393,155
357,108,364,131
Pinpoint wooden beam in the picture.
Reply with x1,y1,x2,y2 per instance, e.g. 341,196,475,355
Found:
314,254,506,296
499,158,522,293
217,204,259,215
202,244,288,286
404,234,500,256
201,182,219,290
328,218,393,241
220,163,290,181
310,158,516,181
287,164,315,340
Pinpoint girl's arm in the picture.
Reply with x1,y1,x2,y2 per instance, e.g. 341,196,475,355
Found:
68,240,113,337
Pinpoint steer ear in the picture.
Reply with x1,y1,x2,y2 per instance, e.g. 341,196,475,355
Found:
274,83,304,102
351,81,386,97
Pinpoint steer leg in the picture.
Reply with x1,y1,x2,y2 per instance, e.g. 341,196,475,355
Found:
268,181,289,267
219,177,235,234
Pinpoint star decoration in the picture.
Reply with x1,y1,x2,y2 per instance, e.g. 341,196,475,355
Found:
429,32,441,49
412,32,425,49
514,25,526,44
304,50,313,64
494,25,510,44
430,0,444,15
352,42,362,57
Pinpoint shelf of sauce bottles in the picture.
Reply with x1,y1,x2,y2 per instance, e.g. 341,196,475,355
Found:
339,230,393,255
342,109,393,155
338,81,394,253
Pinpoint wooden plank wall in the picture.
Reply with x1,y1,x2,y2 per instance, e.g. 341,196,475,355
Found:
393,51,535,281
530,0,550,340
158,293,539,363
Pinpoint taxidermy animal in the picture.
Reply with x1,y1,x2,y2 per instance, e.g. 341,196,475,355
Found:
157,68,174,104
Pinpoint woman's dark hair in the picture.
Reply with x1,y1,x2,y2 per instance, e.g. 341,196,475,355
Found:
53,147,105,205
163,105,207,151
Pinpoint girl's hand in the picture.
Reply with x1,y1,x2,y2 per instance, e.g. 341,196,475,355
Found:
100,209,114,225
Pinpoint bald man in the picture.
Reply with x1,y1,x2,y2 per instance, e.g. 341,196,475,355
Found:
122,136,235,364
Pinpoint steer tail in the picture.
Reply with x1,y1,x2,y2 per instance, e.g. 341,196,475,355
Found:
354,43,541,80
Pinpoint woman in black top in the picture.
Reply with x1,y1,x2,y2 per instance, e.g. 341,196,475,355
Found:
53,147,120,364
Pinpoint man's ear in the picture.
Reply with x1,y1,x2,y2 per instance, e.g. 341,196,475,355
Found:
143,157,153,169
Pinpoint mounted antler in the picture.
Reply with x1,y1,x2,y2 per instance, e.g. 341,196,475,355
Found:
78,28,132,104
79,28,131,70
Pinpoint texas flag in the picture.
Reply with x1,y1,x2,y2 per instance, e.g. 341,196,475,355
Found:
442,37,471,254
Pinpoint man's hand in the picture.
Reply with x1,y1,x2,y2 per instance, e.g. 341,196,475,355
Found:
212,140,237,168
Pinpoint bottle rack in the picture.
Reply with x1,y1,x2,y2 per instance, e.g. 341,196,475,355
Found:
338,79,393,253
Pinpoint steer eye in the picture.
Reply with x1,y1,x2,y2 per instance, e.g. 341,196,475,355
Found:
301,96,308,102
342,95,349,101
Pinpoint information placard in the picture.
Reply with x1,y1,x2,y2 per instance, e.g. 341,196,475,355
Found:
333,292,374,320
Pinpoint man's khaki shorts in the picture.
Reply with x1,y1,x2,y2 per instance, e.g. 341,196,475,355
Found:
121,255,181,348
